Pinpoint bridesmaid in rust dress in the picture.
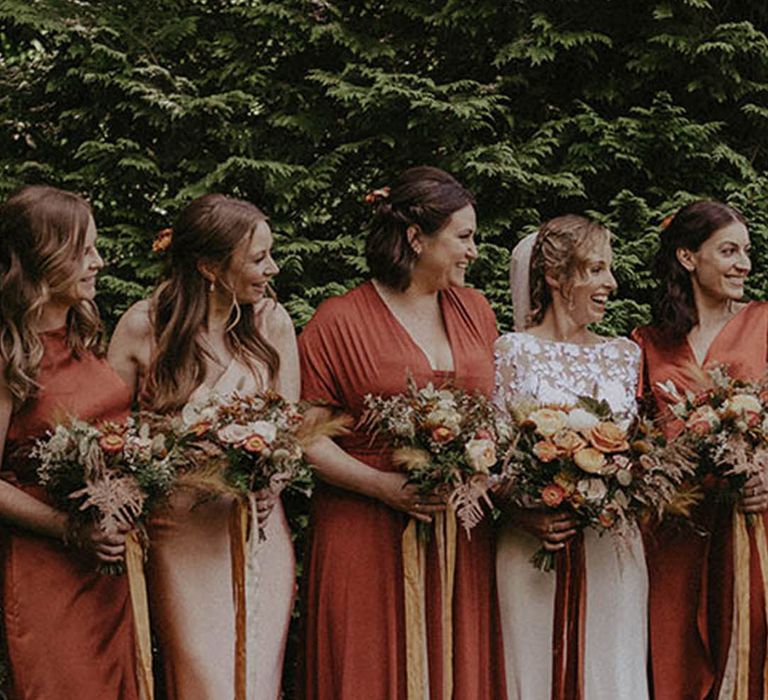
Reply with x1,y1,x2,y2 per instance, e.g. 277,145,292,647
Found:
0,186,139,699
633,201,768,700
298,166,506,699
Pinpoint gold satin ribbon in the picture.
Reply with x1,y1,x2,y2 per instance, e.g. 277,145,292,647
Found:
753,518,768,692
403,511,457,699
125,529,154,700
733,512,750,700
229,499,249,700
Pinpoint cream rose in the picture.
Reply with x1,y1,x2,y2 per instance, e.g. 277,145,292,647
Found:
245,420,277,444
528,408,568,437
565,408,600,433
465,438,496,474
217,423,251,445
577,478,607,502
574,447,607,474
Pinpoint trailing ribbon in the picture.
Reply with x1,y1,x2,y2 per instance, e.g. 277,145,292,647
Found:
125,529,154,700
403,511,458,699
230,498,250,700
754,518,768,692
551,531,585,700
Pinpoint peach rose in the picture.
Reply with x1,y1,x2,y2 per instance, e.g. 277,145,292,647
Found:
589,422,629,453
553,430,587,456
528,408,567,437
431,426,455,444
541,483,566,508
685,404,720,436
99,433,126,454
533,440,560,463
574,447,607,474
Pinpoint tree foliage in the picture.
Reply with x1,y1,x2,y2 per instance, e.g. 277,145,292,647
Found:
1,0,767,334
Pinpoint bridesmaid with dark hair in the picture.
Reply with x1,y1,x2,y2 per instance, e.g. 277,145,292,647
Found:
632,201,768,700
298,166,506,699
0,185,139,698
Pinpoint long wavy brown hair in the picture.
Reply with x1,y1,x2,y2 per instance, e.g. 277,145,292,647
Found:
528,215,611,327
652,200,746,346
146,194,279,412
0,185,103,409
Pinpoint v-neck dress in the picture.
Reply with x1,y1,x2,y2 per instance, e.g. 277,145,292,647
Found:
633,301,768,700
145,357,295,700
297,281,507,700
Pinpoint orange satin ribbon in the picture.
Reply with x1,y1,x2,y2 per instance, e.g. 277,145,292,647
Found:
229,499,249,700
125,529,154,700
552,531,585,700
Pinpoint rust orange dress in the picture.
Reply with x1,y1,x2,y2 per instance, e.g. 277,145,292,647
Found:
633,301,768,700
297,281,507,700
1,327,139,700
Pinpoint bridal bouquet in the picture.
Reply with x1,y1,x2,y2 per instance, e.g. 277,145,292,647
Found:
658,365,768,515
361,377,511,534
33,416,179,574
501,398,695,570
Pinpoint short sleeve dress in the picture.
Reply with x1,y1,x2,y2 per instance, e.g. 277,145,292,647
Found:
297,281,507,700
1,327,139,699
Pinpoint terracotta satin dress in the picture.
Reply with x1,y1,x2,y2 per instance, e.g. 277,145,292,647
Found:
146,357,295,700
1,327,139,699
297,281,507,700
633,301,768,700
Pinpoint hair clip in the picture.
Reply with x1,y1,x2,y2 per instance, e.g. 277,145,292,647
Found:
660,214,675,231
364,186,391,205
152,227,173,253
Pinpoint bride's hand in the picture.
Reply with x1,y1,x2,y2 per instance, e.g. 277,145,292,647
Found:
512,507,579,551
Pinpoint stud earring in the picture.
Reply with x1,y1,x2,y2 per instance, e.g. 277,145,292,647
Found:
209,280,215,293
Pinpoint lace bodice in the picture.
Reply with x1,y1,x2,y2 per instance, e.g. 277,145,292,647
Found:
493,332,641,427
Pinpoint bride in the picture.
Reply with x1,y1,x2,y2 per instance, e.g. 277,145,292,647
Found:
494,215,649,699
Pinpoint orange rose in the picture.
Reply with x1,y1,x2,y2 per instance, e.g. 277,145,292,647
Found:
99,433,126,454
574,447,607,474
552,430,587,456
243,435,267,454
589,422,629,453
431,426,455,444
541,483,566,508
533,440,560,463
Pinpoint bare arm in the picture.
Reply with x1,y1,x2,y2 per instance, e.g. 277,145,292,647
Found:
260,302,300,402
303,407,443,523
107,300,152,395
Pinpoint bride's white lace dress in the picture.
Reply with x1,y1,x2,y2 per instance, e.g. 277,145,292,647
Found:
493,332,649,700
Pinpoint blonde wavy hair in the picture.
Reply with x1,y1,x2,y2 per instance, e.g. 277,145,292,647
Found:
0,185,103,409
528,215,611,327
145,194,279,413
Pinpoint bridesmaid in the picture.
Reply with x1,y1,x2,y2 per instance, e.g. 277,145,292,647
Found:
0,186,139,698
632,201,768,700
297,166,506,699
494,216,648,699
108,194,298,700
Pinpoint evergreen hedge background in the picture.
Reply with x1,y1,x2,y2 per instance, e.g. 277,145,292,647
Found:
1,0,768,694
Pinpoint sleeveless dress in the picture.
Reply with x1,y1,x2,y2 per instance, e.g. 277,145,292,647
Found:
146,357,295,700
297,281,507,700
633,301,768,700
1,327,139,699
493,332,649,700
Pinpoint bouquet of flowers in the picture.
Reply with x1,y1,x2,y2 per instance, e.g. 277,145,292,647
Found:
361,377,510,535
658,365,768,516
177,390,323,532
501,397,696,570
33,416,179,574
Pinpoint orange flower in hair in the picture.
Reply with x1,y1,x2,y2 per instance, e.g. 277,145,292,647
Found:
364,186,391,205
660,214,675,230
152,227,173,253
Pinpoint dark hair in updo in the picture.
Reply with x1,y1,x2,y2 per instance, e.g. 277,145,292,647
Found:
365,166,475,291
652,200,747,345
528,215,611,327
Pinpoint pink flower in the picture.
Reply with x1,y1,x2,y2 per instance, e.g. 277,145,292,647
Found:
541,483,565,508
